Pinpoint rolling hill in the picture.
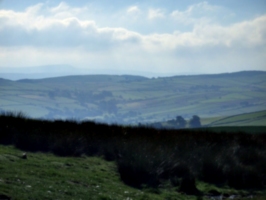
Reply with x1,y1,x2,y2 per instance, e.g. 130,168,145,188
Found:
208,110,266,126
0,71,266,124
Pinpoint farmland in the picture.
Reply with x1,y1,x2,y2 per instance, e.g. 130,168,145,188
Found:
1,71,266,124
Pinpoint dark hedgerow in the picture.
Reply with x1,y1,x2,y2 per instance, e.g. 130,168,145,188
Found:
201,157,226,185
0,112,266,192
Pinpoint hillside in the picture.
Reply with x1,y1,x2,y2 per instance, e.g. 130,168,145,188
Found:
0,71,266,124
208,110,266,127
1,113,266,199
1,145,173,200
1,144,265,200
146,110,266,131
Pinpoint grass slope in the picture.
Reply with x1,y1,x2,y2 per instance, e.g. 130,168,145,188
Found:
208,110,266,127
1,113,266,199
0,145,243,200
1,145,265,200
146,110,266,132
1,71,266,123
1,145,179,200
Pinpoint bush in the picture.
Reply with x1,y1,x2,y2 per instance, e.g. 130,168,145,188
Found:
0,112,266,191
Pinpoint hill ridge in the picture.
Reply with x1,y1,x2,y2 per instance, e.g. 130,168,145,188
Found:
1,70,266,124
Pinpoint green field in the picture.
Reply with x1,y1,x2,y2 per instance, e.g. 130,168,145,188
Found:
208,110,266,127
147,110,266,131
0,145,171,200
2,145,265,200
1,71,266,124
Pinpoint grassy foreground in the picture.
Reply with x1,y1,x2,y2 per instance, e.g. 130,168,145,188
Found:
0,112,266,199
1,145,265,200
0,145,182,200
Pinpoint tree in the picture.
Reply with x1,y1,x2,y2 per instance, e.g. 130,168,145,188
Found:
176,116,186,128
189,115,201,128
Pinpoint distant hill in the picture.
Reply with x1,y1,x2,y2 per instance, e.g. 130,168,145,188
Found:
0,71,266,124
0,78,13,84
0,65,80,80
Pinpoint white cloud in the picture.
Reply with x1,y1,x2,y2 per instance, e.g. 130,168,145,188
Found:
187,1,221,13
49,2,88,19
142,14,266,50
50,2,69,13
171,1,231,25
127,6,140,15
0,4,141,49
148,8,165,20
0,2,265,75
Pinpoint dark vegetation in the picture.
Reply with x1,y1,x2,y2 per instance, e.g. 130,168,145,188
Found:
150,115,202,129
1,111,266,197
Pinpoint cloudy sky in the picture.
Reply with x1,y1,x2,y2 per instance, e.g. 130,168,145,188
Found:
0,0,266,76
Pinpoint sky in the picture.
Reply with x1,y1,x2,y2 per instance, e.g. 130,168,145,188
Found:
0,0,266,77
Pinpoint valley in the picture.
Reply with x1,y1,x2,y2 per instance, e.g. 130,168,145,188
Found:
1,71,266,125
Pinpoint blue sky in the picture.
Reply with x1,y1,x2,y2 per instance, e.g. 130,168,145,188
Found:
0,0,265,76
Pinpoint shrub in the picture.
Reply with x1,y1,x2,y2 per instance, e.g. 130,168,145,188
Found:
0,112,266,191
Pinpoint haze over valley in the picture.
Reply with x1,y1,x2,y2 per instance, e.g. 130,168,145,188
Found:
1,71,266,126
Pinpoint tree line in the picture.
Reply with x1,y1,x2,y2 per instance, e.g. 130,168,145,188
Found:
148,115,201,129
176,115,201,129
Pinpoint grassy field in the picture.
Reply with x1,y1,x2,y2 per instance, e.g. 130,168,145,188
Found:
147,110,266,131
2,145,265,200
208,110,266,127
1,71,266,124
0,113,266,199
0,145,171,200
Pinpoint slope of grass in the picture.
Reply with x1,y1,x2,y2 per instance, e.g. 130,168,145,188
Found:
4,144,255,200
1,145,265,200
0,145,170,200
0,112,266,199
208,110,266,127
147,110,266,130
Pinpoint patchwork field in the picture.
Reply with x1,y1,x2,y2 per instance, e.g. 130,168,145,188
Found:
208,110,266,127
1,71,266,124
